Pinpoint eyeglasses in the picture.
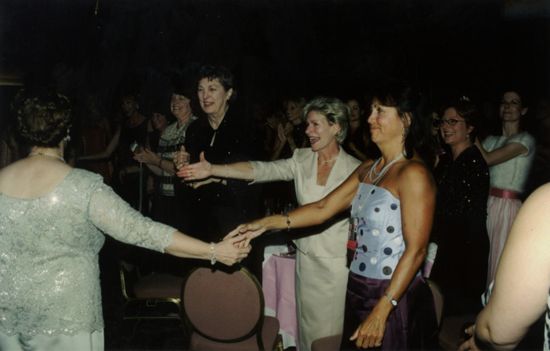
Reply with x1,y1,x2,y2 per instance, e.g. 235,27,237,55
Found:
439,118,465,127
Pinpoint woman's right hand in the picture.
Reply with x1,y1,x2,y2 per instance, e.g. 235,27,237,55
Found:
231,220,269,246
173,146,190,170
177,151,212,180
215,228,252,266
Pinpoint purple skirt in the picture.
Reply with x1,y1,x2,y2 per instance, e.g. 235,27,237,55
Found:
340,273,437,350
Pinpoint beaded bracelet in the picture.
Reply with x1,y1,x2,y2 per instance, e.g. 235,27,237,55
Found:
209,242,217,265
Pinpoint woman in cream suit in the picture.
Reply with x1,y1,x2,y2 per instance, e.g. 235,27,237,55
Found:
178,96,361,350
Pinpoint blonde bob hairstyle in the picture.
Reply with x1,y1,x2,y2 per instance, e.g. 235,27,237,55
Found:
302,96,350,144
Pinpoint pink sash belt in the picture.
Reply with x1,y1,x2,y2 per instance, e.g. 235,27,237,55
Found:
489,187,521,200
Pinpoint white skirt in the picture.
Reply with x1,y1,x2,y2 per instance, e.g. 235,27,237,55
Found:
295,252,348,351
0,330,104,351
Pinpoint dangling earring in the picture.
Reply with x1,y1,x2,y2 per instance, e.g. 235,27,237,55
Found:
64,127,71,143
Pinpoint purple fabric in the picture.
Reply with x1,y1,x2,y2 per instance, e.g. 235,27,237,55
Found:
340,273,436,350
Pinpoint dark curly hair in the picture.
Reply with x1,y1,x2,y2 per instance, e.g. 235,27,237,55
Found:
13,89,72,147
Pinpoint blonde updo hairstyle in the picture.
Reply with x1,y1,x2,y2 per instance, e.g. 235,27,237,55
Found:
13,89,72,147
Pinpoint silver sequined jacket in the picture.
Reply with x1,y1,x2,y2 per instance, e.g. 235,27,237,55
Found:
0,169,174,336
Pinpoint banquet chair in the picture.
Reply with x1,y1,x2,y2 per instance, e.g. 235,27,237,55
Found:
181,266,281,351
119,260,185,320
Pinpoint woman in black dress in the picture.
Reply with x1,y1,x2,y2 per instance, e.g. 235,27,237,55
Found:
430,97,490,317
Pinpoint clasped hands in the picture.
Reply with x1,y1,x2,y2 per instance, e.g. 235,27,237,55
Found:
223,221,267,251
216,219,268,266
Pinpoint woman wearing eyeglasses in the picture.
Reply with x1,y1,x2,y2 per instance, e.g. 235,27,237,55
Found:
430,97,490,321
475,90,535,286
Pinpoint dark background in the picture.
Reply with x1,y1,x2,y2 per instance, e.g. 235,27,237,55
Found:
0,0,549,119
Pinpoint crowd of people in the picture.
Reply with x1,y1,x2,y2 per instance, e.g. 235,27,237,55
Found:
1,64,550,351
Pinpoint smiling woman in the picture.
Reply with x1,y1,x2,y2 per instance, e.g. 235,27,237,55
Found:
430,96,490,323
176,65,263,248
235,84,439,350
177,96,361,351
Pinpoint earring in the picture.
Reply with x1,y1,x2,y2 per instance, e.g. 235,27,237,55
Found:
64,127,71,142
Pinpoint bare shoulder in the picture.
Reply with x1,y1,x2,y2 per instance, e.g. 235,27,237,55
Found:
396,159,435,193
398,159,433,182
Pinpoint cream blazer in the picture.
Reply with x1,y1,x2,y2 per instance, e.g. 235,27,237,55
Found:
251,148,361,258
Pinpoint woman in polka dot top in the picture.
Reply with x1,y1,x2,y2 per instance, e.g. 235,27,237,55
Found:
238,83,437,349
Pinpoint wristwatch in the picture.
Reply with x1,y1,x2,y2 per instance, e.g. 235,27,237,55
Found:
384,292,398,307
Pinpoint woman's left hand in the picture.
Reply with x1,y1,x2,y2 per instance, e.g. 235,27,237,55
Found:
215,229,252,266
350,304,391,348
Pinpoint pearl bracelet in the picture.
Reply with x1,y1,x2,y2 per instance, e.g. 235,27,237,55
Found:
209,242,216,265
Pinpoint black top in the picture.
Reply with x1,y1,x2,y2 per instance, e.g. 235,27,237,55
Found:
430,145,490,316
181,108,262,240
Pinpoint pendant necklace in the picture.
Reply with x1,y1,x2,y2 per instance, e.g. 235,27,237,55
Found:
209,130,217,147
368,153,404,184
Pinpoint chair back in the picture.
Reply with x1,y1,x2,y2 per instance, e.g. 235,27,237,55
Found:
182,266,265,344
119,260,140,300
118,260,183,320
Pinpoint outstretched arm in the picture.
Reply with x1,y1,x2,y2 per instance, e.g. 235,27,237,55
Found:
473,184,550,350
177,151,254,181
89,182,250,266
166,227,251,266
237,166,362,241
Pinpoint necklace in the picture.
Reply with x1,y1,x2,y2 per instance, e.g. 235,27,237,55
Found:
318,157,337,165
367,153,404,184
28,151,66,163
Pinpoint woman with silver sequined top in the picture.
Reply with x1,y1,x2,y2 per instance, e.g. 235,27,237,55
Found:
0,89,250,351
237,83,437,349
